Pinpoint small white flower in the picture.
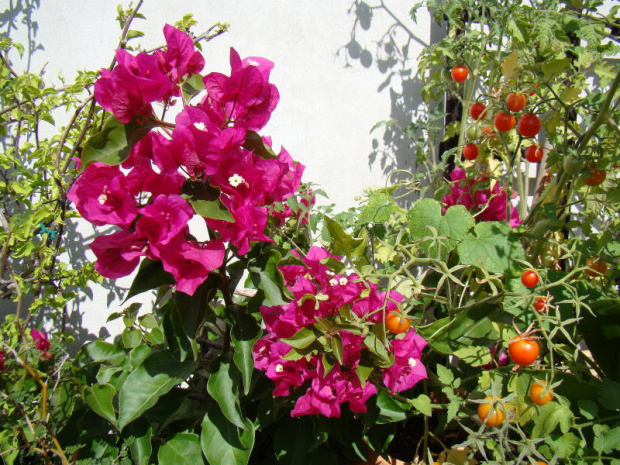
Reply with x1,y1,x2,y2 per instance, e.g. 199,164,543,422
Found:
193,122,207,131
247,59,259,66
97,193,107,205
229,173,246,187
329,278,338,286
408,358,417,367
275,364,284,373
339,277,348,286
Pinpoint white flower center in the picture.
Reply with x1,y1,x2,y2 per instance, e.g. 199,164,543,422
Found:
247,59,259,66
339,277,348,285
193,122,207,131
229,173,246,187
275,364,284,373
329,278,338,286
408,358,417,367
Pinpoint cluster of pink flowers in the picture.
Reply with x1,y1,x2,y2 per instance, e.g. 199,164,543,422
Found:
442,167,522,228
0,351,4,371
68,26,305,295
31,329,52,359
253,247,427,418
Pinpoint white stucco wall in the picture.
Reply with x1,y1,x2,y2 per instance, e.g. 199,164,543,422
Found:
4,1,431,339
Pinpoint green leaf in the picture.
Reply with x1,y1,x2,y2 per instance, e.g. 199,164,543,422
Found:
243,130,277,159
408,199,474,257
81,115,153,169
453,346,492,367
249,247,286,306
599,379,620,410
126,30,145,40
118,351,196,430
532,402,574,437
231,307,261,395
85,384,118,427
182,73,205,97
181,180,234,221
158,432,204,465
282,326,319,350
207,358,249,430
324,216,369,267
191,198,235,222
436,364,454,385
124,421,153,465
126,259,175,301
201,407,255,465
358,193,399,224
410,394,432,416
376,391,409,424
547,433,581,458
458,222,525,273
274,416,314,465
80,341,127,366
594,426,620,453
363,333,392,367
122,328,142,349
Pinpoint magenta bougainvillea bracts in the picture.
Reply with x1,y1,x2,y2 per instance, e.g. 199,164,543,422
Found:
442,167,522,228
253,247,428,417
69,25,308,295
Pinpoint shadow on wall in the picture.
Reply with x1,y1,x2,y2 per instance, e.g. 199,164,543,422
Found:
339,1,446,207
0,1,126,350
0,0,43,71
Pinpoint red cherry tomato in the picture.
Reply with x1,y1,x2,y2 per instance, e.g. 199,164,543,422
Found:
470,102,487,121
463,144,479,161
585,258,607,277
517,114,542,138
533,297,547,312
525,145,543,163
506,93,527,112
509,337,540,366
521,270,539,288
583,163,606,186
494,112,516,132
451,66,468,82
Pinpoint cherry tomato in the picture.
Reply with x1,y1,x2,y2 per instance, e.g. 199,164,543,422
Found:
563,155,582,175
585,258,607,277
506,93,527,112
494,112,516,132
467,124,482,140
509,337,540,366
477,396,505,427
517,113,542,138
529,381,553,405
521,270,539,288
451,65,468,82
385,312,410,334
463,144,479,161
533,297,547,312
525,145,543,163
470,102,487,121
583,163,606,186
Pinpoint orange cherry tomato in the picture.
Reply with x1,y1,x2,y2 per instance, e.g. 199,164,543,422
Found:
451,66,468,82
506,92,527,112
385,312,410,334
477,396,505,427
509,337,540,366
529,381,553,405
494,112,516,132
585,258,607,277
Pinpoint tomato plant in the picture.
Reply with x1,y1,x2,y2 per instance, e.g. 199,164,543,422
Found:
477,397,506,427
525,145,543,163
517,113,542,138
529,381,553,405
585,258,607,277
462,144,479,161
494,112,516,132
583,163,606,186
451,65,468,82
509,337,540,366
469,102,487,120
521,270,540,288
385,312,410,334
506,92,526,112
